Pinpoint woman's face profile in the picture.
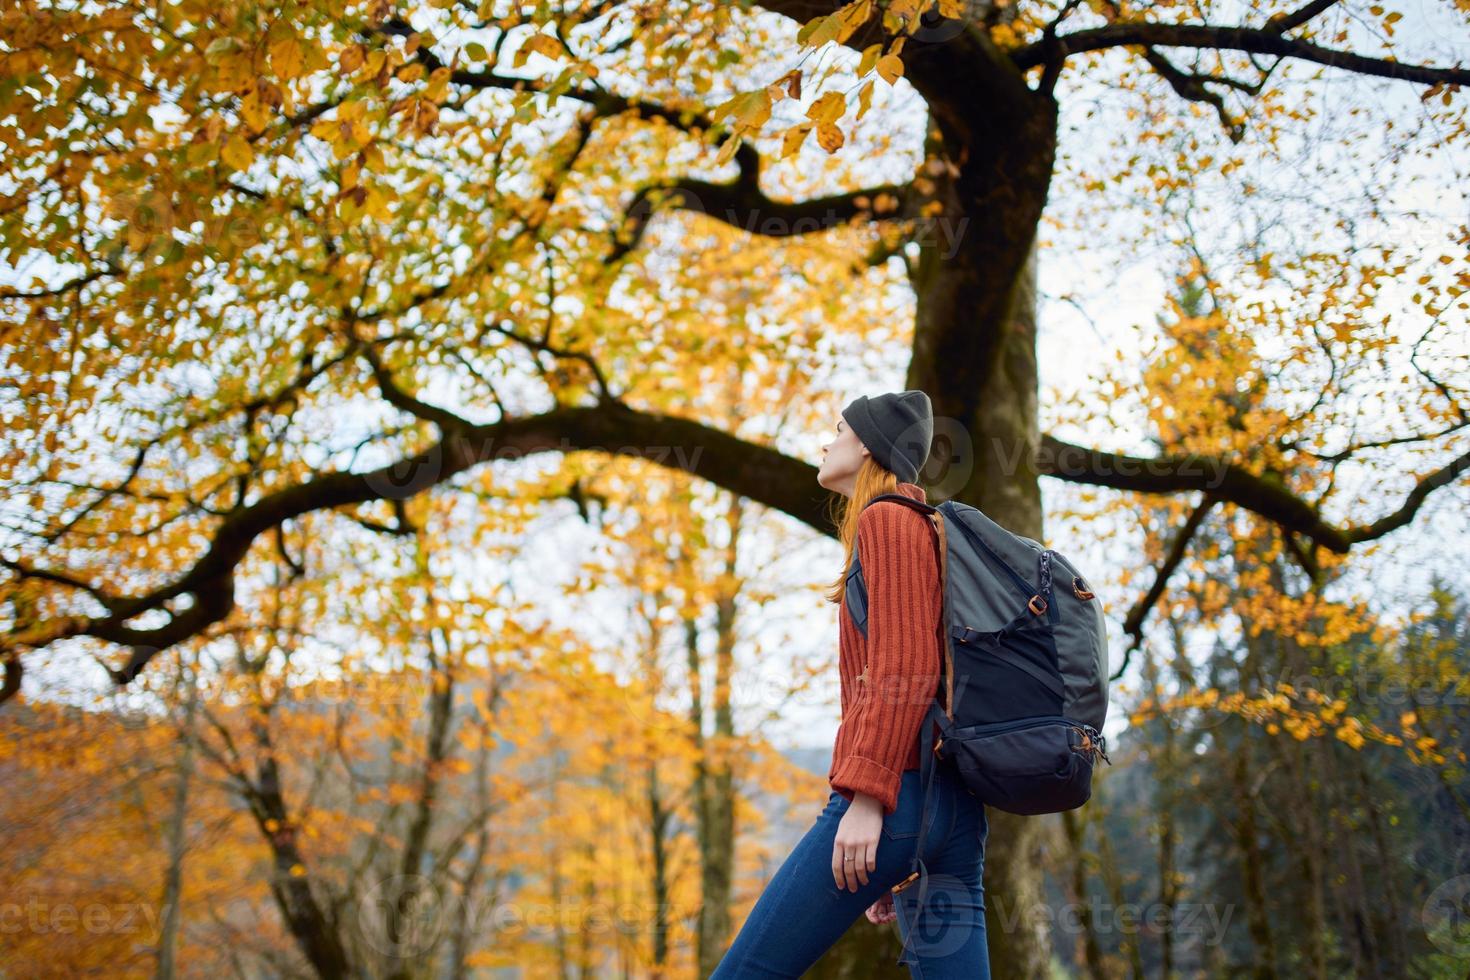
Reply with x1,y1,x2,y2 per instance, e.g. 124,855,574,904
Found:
818,415,869,496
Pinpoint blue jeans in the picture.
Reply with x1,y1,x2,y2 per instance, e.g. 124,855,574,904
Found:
709,763,990,978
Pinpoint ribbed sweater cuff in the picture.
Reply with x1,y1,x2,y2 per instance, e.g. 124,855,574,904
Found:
830,754,902,815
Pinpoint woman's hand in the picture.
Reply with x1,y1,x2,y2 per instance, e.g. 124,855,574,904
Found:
831,792,884,891
865,891,897,924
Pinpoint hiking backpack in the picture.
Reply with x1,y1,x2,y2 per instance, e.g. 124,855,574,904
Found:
842,491,1113,962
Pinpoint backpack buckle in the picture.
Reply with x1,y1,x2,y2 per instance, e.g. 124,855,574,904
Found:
1027,595,1048,616
891,870,920,894
1071,725,1113,765
1072,576,1095,600
933,736,944,759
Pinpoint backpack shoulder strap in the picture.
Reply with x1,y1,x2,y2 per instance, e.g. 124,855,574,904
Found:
861,493,953,719
860,492,938,516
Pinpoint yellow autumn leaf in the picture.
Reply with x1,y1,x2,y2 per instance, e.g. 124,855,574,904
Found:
806,90,846,125
240,90,270,134
780,123,811,159
715,89,772,131
516,32,564,68
528,33,564,58
340,44,365,74
782,68,801,100
425,67,452,102
713,130,742,166
797,0,873,48
816,121,844,152
883,0,924,33
220,133,254,171
876,54,904,85
364,186,393,221
215,54,254,95
269,36,303,79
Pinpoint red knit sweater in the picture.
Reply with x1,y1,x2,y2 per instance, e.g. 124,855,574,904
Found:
827,481,944,816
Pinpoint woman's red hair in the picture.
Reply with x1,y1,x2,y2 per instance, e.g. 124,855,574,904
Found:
823,457,900,606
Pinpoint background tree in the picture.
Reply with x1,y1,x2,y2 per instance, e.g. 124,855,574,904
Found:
4,0,1468,973
1049,266,1469,977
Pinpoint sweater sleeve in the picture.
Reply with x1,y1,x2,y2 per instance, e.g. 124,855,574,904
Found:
829,503,942,815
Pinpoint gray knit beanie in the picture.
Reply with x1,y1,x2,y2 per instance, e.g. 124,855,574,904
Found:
841,389,934,483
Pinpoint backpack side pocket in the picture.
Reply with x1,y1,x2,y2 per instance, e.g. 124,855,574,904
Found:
946,718,1094,815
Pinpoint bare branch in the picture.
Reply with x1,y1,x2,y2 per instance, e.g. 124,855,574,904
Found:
1121,493,1219,654
0,263,120,300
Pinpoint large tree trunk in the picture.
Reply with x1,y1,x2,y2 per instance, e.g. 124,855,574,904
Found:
966,249,1056,979
888,29,1063,958
916,224,1057,977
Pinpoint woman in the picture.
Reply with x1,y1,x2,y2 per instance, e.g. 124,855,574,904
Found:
710,389,991,979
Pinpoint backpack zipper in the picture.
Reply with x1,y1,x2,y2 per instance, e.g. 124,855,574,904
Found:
962,715,1113,765
963,714,1071,735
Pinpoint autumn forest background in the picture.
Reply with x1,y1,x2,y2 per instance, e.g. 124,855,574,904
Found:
2,0,1469,977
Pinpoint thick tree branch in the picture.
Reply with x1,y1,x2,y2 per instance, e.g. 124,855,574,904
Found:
0,402,834,703
6,401,1464,705
1039,435,1470,552
609,139,910,261
1011,19,1470,88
